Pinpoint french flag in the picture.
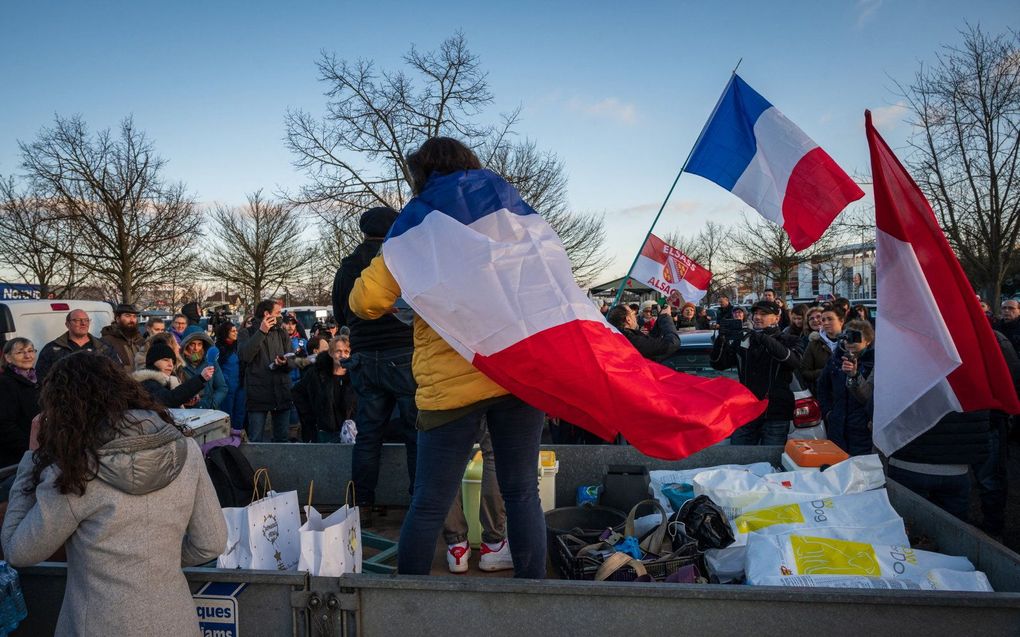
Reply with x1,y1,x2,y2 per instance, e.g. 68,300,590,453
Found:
686,75,864,251
384,169,766,460
865,111,1020,453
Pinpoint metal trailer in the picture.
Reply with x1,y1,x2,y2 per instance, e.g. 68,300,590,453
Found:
13,444,1020,636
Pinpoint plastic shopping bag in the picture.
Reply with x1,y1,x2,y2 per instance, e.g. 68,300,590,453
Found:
340,420,357,444
704,489,907,582
216,468,301,570
299,482,362,576
744,533,975,587
753,569,994,592
693,455,884,518
650,463,774,513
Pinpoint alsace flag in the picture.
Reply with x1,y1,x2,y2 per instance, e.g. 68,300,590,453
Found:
686,74,864,251
865,111,1020,454
630,234,711,304
385,169,766,460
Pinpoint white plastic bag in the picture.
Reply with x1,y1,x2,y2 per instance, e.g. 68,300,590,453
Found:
649,463,774,513
298,504,362,576
340,419,357,444
744,533,975,587
754,569,993,592
705,490,907,582
216,469,301,571
693,455,885,518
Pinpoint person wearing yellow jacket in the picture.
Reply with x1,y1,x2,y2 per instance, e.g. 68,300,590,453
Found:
349,136,547,578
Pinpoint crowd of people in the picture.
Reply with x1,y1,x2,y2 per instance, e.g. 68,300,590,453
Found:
0,135,1016,634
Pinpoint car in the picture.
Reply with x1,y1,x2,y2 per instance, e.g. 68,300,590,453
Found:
282,306,332,333
0,299,114,350
658,329,826,441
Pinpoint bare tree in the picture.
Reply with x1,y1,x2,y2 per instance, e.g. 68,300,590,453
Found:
285,33,609,285
899,25,1020,299
0,177,83,297
729,214,834,298
17,115,202,303
205,191,306,305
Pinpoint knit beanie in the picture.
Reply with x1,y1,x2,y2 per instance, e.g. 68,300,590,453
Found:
359,206,398,237
146,342,176,370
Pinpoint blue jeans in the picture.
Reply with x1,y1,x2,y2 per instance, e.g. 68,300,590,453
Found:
246,409,291,442
349,348,418,505
398,396,546,578
730,417,789,446
888,464,971,522
219,386,247,433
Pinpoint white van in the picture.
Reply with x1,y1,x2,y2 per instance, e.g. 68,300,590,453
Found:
0,300,114,350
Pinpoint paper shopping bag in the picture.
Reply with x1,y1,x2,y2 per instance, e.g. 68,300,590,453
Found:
298,504,362,576
215,468,301,571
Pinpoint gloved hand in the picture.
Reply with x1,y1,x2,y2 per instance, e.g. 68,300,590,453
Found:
758,332,790,360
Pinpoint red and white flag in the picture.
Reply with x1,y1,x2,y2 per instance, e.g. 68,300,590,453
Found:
866,111,1020,455
630,234,712,304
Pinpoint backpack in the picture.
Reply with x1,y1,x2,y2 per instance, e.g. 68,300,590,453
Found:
205,445,257,508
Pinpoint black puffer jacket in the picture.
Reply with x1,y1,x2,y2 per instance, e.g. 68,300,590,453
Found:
620,314,680,361
332,239,413,354
238,326,294,412
292,354,355,442
0,367,40,467
711,326,803,420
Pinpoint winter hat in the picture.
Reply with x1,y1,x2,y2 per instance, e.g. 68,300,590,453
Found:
750,300,781,315
146,341,176,370
359,206,399,238
181,302,201,323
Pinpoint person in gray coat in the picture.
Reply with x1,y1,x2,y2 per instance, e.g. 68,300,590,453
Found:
1,352,226,637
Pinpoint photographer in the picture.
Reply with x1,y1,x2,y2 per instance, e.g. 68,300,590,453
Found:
239,299,296,442
816,319,875,456
710,300,802,445
606,303,680,362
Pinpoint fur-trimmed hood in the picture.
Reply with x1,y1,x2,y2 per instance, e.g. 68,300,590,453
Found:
132,369,181,389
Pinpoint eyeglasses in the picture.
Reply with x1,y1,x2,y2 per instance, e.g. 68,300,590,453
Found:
12,349,36,356
68,318,91,324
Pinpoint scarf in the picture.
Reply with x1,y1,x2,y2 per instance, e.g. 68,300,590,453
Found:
12,366,37,384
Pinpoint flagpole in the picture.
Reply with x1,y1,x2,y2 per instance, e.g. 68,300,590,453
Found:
611,67,741,308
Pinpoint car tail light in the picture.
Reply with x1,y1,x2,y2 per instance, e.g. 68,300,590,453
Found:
793,397,821,428
50,303,70,311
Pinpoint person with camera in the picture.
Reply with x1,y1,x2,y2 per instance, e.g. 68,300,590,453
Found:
239,299,297,442
710,299,802,445
816,319,875,456
606,303,680,362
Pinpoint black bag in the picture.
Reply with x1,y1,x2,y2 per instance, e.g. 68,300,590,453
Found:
206,445,257,507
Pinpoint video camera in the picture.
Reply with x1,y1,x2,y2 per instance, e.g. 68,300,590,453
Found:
718,318,747,345
836,328,864,361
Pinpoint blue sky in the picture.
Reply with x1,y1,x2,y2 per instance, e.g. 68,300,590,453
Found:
2,1,1016,280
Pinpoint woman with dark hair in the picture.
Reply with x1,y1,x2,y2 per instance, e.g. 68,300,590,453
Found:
851,304,874,325
0,338,40,467
350,136,547,578
1,352,226,635
215,321,247,431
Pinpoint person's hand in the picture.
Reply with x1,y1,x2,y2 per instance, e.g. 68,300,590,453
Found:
274,355,288,367
201,366,215,381
260,314,277,334
659,306,672,317
841,356,858,377
184,395,200,407
29,414,42,451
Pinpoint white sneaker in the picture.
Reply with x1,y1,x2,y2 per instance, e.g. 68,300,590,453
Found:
446,541,471,574
478,539,514,572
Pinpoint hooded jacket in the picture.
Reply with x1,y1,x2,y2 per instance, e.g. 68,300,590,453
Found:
101,322,144,374
133,369,207,408
180,332,228,410
1,411,226,636
799,331,833,392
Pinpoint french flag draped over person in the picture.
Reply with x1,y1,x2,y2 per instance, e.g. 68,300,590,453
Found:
385,169,766,460
629,234,712,304
686,74,864,251
865,111,1020,455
